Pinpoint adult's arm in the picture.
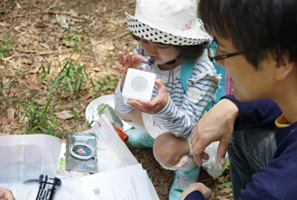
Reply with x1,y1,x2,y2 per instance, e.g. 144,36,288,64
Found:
225,95,281,130
191,95,281,166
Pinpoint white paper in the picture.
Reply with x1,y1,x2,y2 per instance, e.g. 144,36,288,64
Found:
0,134,61,183
82,164,152,200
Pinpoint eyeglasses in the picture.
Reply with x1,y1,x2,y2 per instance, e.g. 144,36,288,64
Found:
208,41,245,63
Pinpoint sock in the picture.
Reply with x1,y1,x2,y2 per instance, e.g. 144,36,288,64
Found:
179,155,197,170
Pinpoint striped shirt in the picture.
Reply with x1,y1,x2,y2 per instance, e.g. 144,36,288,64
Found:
115,45,220,137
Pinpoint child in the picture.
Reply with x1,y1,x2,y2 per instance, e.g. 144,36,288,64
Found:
183,0,297,199
113,0,220,199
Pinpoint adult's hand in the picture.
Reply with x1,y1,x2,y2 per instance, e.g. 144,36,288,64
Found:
0,188,15,200
181,183,211,200
191,98,239,166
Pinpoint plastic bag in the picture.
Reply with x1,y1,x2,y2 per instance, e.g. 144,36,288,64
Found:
201,141,227,179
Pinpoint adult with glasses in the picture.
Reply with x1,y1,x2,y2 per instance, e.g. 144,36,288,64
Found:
181,0,297,199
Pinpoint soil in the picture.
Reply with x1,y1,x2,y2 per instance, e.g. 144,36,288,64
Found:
0,0,232,199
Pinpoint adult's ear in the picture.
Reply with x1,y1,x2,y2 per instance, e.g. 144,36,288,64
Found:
274,54,293,81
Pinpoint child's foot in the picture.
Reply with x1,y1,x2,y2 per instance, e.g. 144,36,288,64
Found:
125,128,154,148
169,166,200,200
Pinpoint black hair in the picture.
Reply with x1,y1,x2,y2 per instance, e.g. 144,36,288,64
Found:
131,33,209,59
199,0,297,67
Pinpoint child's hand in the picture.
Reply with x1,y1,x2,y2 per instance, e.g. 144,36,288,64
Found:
113,52,132,75
112,52,148,90
127,79,169,114
112,52,148,74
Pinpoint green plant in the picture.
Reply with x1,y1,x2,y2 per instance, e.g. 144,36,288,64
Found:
5,31,120,138
49,58,89,98
217,182,232,188
91,75,118,97
66,32,82,51
217,156,233,195
0,79,13,104
0,37,13,59
0,79,13,94
20,98,63,136
12,55,93,138
38,64,51,83
221,156,230,174
217,181,233,195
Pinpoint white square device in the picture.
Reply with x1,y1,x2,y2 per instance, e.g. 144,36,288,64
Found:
122,68,156,101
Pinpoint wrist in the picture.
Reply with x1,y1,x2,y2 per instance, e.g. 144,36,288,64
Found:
220,98,239,118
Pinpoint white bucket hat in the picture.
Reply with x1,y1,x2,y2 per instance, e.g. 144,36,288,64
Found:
125,0,211,46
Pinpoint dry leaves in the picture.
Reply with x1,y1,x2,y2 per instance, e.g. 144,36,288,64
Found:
54,110,74,120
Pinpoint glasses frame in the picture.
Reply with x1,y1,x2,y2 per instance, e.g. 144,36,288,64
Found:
208,41,245,63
